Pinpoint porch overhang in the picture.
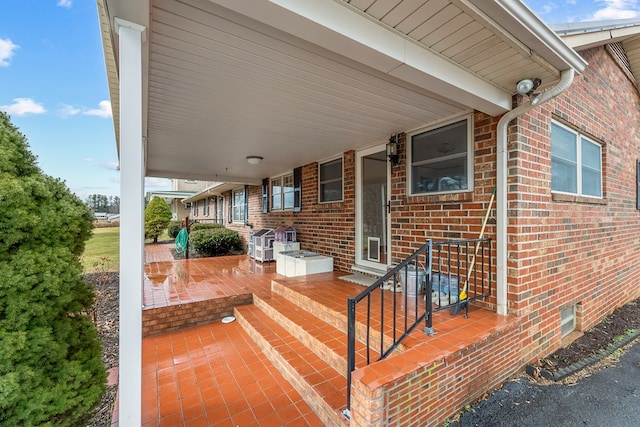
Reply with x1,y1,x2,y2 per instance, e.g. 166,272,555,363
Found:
98,0,586,184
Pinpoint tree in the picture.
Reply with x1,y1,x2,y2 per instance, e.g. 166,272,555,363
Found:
0,112,106,425
144,196,172,243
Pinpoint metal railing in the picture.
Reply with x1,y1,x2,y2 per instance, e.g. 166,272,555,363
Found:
344,238,492,417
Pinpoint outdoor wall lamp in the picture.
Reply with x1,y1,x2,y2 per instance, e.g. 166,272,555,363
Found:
516,78,542,104
246,156,263,165
387,134,399,166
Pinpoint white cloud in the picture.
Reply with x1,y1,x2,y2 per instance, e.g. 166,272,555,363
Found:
84,100,112,118
0,98,46,116
590,0,639,20
0,38,19,67
57,0,72,9
58,104,81,117
145,177,172,190
83,158,94,163
104,162,119,171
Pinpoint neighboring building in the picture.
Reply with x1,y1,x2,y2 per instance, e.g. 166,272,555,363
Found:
99,1,640,425
145,179,209,220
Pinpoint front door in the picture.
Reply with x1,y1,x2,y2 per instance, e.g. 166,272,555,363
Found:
356,145,390,271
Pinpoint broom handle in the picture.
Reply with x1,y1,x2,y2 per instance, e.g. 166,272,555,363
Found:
462,189,496,294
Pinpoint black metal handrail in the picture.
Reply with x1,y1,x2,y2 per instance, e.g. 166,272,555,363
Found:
344,238,492,418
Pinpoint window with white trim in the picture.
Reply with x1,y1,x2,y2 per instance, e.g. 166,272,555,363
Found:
551,121,602,197
409,116,472,195
319,158,343,202
193,200,199,217
203,197,210,216
233,188,245,223
271,173,294,211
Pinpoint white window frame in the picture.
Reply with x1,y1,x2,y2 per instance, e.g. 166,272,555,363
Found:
232,188,245,223
271,172,294,211
193,200,199,217
318,157,344,203
551,120,603,198
203,197,210,216
407,115,474,196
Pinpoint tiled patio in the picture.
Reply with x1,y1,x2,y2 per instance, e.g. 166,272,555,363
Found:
125,244,513,426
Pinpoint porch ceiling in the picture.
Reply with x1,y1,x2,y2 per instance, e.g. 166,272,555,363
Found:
99,0,585,184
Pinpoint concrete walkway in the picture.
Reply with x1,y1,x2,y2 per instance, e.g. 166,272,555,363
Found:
451,339,640,426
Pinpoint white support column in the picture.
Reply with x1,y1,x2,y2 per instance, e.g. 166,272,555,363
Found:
115,17,146,426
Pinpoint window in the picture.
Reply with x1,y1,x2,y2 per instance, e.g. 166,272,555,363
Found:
319,158,343,202
271,173,294,210
233,188,246,223
560,305,576,337
193,200,199,217
551,121,602,197
217,196,224,223
409,116,472,195
203,197,210,216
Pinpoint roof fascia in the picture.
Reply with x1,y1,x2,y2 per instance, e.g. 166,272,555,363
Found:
560,26,640,50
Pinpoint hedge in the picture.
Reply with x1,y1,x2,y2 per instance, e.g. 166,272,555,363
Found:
189,228,242,257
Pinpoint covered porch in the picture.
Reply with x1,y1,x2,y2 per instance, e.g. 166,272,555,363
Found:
123,244,519,425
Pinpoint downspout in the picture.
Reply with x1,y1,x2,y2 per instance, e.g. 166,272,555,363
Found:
496,68,575,316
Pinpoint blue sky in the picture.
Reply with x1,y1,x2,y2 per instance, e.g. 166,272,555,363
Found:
1,1,639,200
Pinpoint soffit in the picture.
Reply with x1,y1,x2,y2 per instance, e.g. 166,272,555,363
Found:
101,0,582,183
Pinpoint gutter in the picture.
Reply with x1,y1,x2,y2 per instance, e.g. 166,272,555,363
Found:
495,68,575,316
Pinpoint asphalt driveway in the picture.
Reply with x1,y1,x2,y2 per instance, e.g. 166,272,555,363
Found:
449,340,640,426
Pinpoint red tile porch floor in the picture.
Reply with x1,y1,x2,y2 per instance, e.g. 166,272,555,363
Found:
116,244,511,426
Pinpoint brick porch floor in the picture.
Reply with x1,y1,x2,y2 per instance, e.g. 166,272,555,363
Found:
112,244,513,426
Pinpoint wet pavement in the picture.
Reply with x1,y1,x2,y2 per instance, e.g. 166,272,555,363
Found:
450,339,640,426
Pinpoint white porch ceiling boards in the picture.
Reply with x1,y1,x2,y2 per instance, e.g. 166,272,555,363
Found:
100,0,585,183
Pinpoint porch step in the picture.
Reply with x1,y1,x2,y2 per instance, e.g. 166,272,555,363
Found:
253,294,372,375
272,279,406,353
235,304,348,427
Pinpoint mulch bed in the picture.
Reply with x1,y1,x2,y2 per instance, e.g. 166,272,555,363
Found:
537,298,640,372
84,269,640,425
86,271,119,427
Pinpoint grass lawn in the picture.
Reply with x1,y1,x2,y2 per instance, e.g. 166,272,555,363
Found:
82,227,120,273
82,227,172,273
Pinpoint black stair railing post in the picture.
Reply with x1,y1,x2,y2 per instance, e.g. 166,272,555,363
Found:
424,239,436,335
344,296,357,419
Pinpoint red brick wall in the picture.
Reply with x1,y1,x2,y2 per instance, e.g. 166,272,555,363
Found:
218,46,640,369
508,46,640,362
234,151,357,272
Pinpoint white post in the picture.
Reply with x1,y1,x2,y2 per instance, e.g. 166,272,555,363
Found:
115,17,146,426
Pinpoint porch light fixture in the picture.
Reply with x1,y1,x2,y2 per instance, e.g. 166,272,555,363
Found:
387,134,399,166
246,155,263,165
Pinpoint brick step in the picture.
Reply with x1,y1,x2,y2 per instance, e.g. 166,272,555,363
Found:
253,293,375,376
271,279,407,353
235,304,349,427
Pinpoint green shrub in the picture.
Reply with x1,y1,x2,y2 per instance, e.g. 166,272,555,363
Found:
0,112,106,426
189,222,224,232
189,228,243,256
144,197,172,243
167,220,183,238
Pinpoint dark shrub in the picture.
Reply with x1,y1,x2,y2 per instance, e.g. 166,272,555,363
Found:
189,228,243,256
189,222,224,232
167,220,183,238
0,112,106,426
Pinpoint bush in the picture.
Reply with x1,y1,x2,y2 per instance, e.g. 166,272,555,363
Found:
144,197,172,243
0,112,106,426
189,228,243,257
189,222,224,232
167,220,183,238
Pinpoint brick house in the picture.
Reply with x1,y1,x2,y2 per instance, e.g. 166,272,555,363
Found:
98,0,640,424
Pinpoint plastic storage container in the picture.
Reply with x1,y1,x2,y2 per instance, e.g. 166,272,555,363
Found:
398,266,426,296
